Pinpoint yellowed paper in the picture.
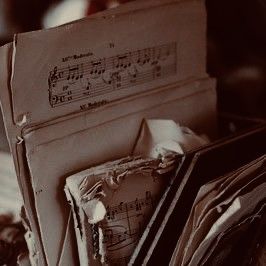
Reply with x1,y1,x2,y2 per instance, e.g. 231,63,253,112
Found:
11,0,207,126
0,0,215,264
66,156,175,265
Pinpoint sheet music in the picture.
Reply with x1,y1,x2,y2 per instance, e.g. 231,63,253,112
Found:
66,156,175,265
102,191,156,265
11,0,206,125
24,77,216,266
48,43,176,108
170,155,266,266
0,0,209,263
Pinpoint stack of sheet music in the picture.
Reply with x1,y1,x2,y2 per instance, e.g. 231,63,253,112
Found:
171,156,266,266
65,119,208,265
130,125,266,265
0,0,264,265
0,0,217,264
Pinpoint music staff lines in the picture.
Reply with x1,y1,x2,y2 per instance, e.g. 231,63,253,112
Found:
51,63,175,107
48,42,177,107
105,192,153,220
49,43,176,83
103,213,144,224
56,63,175,97
103,227,140,247
50,63,176,107
101,191,155,264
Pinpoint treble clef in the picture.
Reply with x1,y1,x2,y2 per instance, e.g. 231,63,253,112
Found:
49,66,59,88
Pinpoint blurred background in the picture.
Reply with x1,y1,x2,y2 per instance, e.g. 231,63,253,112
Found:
0,0,265,151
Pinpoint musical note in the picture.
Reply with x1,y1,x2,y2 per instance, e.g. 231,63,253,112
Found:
137,48,151,66
111,72,122,89
67,65,81,82
49,67,58,84
113,53,131,70
82,82,91,96
99,191,158,265
153,65,162,78
90,60,106,78
50,95,66,105
128,65,138,83
48,42,177,107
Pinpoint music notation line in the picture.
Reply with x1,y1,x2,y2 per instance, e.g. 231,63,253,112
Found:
103,227,140,246
48,42,177,107
52,67,175,107
105,192,153,220
50,63,176,107
49,43,176,83
100,191,157,264
55,63,175,97
102,213,144,224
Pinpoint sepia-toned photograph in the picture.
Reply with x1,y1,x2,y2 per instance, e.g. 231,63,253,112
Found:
0,0,265,265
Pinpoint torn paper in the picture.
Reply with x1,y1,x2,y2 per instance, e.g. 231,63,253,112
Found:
22,78,216,266
134,119,208,158
66,155,178,265
170,155,266,266
65,119,208,265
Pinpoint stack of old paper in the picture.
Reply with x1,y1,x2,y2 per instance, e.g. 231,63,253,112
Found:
171,155,266,266
65,119,207,265
130,124,266,265
66,156,172,265
0,0,217,264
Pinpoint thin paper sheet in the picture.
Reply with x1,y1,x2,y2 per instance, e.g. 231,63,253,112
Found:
11,0,207,126
23,78,216,265
199,203,266,265
66,157,172,265
65,120,207,265
0,0,216,264
188,181,266,266
0,43,47,265
170,155,266,266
